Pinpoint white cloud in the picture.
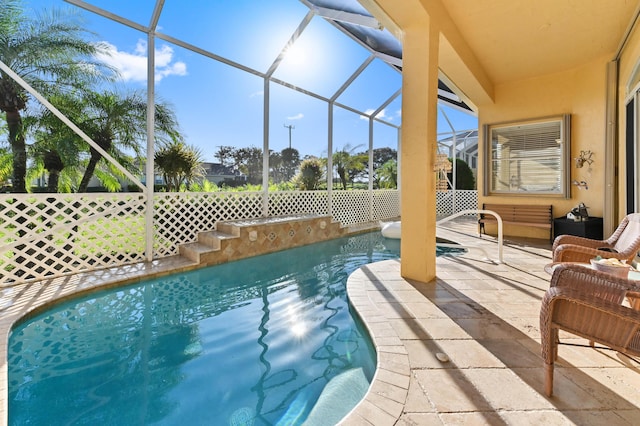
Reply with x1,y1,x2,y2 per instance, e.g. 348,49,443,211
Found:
96,39,187,83
249,90,264,98
360,108,388,120
286,113,304,120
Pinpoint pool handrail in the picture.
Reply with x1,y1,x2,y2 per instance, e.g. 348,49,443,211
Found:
436,209,504,263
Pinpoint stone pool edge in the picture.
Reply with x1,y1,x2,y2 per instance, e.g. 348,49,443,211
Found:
341,258,410,425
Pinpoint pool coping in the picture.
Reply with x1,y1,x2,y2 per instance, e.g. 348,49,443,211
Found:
342,258,410,424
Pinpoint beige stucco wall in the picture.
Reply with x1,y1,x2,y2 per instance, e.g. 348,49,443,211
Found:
367,0,637,276
616,15,640,218
476,57,610,239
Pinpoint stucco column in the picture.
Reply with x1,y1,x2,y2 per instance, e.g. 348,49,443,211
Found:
400,23,439,283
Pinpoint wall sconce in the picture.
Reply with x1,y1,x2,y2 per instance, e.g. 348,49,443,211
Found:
572,180,589,190
574,150,594,168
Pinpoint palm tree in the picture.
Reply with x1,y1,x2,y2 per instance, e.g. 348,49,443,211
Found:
0,0,113,192
295,157,324,190
74,90,180,192
332,144,364,190
155,140,204,191
378,159,397,189
26,92,83,192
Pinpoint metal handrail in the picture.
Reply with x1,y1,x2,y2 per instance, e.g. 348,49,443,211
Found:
436,209,504,263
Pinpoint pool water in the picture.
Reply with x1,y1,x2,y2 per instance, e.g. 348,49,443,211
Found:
9,233,402,425
8,233,462,425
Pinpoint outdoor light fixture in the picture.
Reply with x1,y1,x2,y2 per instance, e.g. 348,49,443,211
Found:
574,150,594,168
572,180,589,190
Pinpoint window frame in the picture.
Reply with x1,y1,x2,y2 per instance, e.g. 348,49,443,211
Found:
483,114,571,198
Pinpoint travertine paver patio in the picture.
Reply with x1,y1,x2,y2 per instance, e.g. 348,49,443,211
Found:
343,220,640,425
2,218,640,425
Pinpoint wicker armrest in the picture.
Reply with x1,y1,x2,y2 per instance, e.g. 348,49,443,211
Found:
549,263,637,304
552,244,627,264
552,234,608,252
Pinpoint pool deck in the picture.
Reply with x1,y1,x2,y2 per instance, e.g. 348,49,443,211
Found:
2,217,640,425
343,219,640,425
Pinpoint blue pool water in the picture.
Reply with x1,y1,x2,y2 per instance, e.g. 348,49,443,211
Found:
8,233,461,425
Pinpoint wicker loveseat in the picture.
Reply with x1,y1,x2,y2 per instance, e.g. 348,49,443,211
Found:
540,263,640,397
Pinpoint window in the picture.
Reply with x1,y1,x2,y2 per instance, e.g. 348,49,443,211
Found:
484,115,570,197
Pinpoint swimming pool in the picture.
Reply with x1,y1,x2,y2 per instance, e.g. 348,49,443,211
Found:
8,233,462,425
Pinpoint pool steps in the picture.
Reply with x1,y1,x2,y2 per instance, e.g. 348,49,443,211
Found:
178,214,346,266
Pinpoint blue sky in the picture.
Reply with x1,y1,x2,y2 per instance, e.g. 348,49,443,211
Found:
26,0,477,161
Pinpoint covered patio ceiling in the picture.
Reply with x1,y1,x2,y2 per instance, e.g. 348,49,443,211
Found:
366,0,640,107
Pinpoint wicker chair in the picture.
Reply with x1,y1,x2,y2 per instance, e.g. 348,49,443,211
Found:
552,213,640,264
540,263,640,397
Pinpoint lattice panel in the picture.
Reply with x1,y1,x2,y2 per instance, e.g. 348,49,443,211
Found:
372,190,400,220
436,190,479,217
455,190,479,213
331,190,371,226
153,192,263,257
268,191,328,217
0,193,146,285
1,189,409,284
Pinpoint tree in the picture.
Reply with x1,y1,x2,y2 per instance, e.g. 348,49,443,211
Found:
214,145,234,166
378,159,397,189
0,148,12,187
280,147,300,181
295,157,323,190
332,144,364,190
354,147,397,188
0,0,113,192
373,147,397,188
155,140,204,191
233,146,262,184
73,90,180,192
26,91,84,192
447,157,476,190
269,150,282,182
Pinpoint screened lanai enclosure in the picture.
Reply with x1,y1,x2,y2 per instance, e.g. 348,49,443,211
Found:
0,0,477,285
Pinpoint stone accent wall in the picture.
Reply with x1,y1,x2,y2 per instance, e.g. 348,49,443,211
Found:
180,214,346,266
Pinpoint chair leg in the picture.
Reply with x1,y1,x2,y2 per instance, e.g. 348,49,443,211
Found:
544,362,554,397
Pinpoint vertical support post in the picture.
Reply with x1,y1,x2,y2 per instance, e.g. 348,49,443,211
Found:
440,107,457,213
368,117,375,222
397,127,402,214
262,78,270,217
400,22,440,282
144,32,156,262
604,60,618,234
327,102,334,217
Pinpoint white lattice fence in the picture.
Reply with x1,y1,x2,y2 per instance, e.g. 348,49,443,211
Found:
153,192,263,257
331,190,371,225
0,193,146,285
436,190,478,217
1,190,402,285
268,191,328,217
372,190,400,220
